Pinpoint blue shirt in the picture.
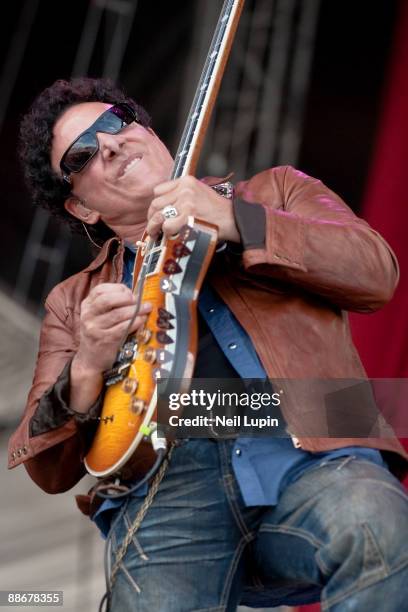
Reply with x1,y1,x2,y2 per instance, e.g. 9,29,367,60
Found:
93,248,384,535
198,283,384,506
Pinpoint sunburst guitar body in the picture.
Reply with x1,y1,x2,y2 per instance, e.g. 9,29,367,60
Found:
84,0,245,478
84,220,218,477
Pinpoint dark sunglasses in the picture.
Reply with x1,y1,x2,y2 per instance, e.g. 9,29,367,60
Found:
59,103,138,186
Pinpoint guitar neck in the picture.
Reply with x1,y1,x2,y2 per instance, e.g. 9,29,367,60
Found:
172,0,245,180
85,0,245,479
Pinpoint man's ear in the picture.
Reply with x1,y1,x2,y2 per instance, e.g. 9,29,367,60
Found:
64,197,100,225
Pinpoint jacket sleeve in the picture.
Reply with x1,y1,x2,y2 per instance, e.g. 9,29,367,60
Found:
234,165,399,313
7,287,102,493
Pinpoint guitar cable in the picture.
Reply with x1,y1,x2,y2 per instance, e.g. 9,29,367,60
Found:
97,437,174,612
95,428,168,500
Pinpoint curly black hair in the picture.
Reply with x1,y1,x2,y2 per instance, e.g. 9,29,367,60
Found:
19,77,152,241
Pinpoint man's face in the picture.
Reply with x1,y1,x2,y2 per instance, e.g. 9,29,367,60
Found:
51,101,174,228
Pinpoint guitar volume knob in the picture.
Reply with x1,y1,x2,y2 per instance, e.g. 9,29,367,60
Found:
136,328,152,344
122,378,138,394
130,398,146,415
143,348,157,364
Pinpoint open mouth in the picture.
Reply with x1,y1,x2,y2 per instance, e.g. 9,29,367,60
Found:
119,155,142,178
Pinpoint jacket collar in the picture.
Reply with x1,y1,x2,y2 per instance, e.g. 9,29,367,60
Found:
82,236,122,273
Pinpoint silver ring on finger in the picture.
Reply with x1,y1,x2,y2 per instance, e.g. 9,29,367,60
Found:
162,205,179,219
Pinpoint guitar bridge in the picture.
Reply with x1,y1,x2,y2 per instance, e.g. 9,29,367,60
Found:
103,338,137,386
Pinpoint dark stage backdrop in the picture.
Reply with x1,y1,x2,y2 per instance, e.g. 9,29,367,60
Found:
350,0,408,468
299,2,408,611
0,0,399,304
351,0,408,381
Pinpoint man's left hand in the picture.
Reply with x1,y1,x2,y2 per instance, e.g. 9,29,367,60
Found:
146,176,241,242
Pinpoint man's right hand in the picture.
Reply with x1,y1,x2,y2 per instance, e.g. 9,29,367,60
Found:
70,283,152,413
74,283,152,374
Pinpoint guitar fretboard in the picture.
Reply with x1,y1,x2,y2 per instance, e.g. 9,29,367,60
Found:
172,0,241,180
136,1,243,280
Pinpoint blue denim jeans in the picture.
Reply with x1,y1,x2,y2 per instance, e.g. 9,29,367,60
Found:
107,439,408,611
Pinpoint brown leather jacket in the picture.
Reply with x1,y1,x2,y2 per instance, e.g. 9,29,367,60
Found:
8,166,408,493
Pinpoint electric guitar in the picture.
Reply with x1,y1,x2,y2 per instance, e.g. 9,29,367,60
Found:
85,0,245,478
